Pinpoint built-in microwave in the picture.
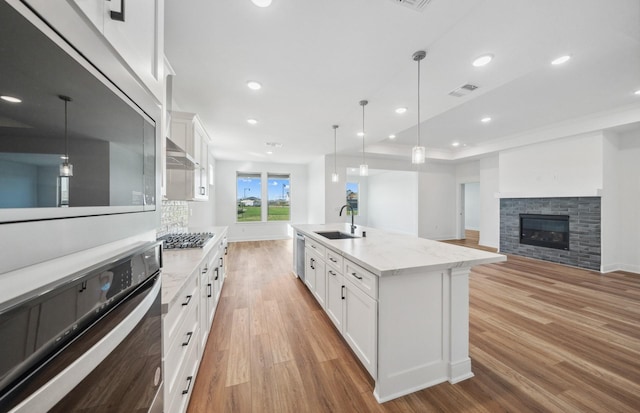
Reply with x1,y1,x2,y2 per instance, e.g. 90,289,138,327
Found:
0,0,156,223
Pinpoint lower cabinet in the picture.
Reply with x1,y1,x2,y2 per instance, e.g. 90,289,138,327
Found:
343,277,377,378
303,241,378,379
163,269,199,412
163,230,228,413
325,267,344,331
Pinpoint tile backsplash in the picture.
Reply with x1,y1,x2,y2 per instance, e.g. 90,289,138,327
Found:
159,200,188,236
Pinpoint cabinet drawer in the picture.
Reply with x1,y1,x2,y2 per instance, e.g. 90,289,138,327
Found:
325,249,343,271
167,335,200,413
165,300,198,396
306,237,326,256
344,259,378,300
164,270,198,348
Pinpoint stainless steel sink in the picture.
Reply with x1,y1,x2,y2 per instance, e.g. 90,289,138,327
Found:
314,231,359,240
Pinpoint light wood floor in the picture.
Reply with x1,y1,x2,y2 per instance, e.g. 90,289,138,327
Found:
187,240,640,413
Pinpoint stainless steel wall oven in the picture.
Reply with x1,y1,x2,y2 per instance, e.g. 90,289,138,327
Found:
0,242,163,413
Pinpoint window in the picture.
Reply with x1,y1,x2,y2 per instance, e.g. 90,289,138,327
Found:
346,182,358,215
267,173,290,221
237,173,261,222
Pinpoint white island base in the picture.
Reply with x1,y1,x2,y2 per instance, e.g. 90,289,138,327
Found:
292,224,505,403
375,266,474,402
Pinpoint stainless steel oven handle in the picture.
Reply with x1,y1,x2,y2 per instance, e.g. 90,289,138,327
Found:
8,274,161,413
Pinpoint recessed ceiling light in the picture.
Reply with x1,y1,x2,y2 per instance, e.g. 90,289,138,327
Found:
1,95,22,103
551,55,571,65
350,168,356,172
472,54,493,67
634,89,640,95
247,118,258,125
481,117,492,123
395,107,407,114
266,150,273,155
251,0,272,7
246,80,262,90
357,132,364,137
388,134,396,139
452,142,460,147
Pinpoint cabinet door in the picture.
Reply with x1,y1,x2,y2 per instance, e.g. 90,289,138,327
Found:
325,269,344,332
343,279,377,378
313,257,327,309
304,249,316,292
199,263,211,356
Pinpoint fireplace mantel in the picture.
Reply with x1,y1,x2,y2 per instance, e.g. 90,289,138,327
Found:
495,189,602,199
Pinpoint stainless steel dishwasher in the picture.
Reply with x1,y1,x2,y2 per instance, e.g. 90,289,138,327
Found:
295,232,305,282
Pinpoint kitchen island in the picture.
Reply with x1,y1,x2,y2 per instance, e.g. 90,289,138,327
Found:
292,223,505,403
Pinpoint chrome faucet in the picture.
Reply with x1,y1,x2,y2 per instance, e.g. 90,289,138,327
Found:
339,204,356,234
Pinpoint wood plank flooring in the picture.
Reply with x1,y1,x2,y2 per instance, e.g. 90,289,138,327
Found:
187,240,640,413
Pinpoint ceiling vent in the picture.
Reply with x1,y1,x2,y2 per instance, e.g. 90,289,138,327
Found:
389,0,433,13
448,83,479,97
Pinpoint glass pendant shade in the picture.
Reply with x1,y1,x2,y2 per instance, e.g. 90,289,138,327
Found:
59,95,73,177
359,164,368,176
412,146,426,164
59,162,73,177
331,172,339,182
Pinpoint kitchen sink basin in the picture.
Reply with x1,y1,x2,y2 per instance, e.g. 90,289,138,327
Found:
314,231,359,240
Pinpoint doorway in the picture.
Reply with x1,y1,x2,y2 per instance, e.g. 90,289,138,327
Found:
459,182,480,242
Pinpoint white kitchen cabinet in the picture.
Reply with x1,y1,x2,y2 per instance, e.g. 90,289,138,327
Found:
304,249,317,292
325,267,344,331
162,227,228,413
71,0,163,99
199,250,219,356
305,246,326,309
163,267,199,413
166,112,211,201
314,256,327,309
343,276,377,378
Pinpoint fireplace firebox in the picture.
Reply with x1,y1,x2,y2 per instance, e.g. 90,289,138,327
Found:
520,214,569,250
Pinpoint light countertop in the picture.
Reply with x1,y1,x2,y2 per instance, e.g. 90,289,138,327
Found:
161,226,227,312
293,223,505,276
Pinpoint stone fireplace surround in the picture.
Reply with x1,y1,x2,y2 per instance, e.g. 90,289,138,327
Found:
500,197,601,271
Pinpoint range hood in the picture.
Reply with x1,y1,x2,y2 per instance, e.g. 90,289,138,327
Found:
166,138,197,170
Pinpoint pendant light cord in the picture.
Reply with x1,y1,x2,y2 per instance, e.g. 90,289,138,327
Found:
333,125,338,173
417,57,421,148
64,98,69,160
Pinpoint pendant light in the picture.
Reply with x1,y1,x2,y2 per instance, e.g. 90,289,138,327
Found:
59,95,73,176
359,100,368,176
331,125,339,183
411,50,427,164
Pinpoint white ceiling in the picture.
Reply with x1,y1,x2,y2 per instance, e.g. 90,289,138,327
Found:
164,0,640,165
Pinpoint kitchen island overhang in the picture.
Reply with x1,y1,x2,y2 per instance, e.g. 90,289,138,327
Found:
292,223,506,403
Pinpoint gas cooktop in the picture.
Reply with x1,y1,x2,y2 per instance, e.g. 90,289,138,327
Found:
158,232,214,249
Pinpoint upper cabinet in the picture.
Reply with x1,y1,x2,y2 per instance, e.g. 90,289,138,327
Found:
74,0,160,94
21,0,165,103
166,112,211,201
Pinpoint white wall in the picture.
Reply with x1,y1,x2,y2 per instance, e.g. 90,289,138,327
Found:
215,160,308,241
418,162,458,240
479,155,500,248
499,132,604,196
611,131,640,273
366,170,418,236
307,156,326,224
464,182,480,231
601,132,620,272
